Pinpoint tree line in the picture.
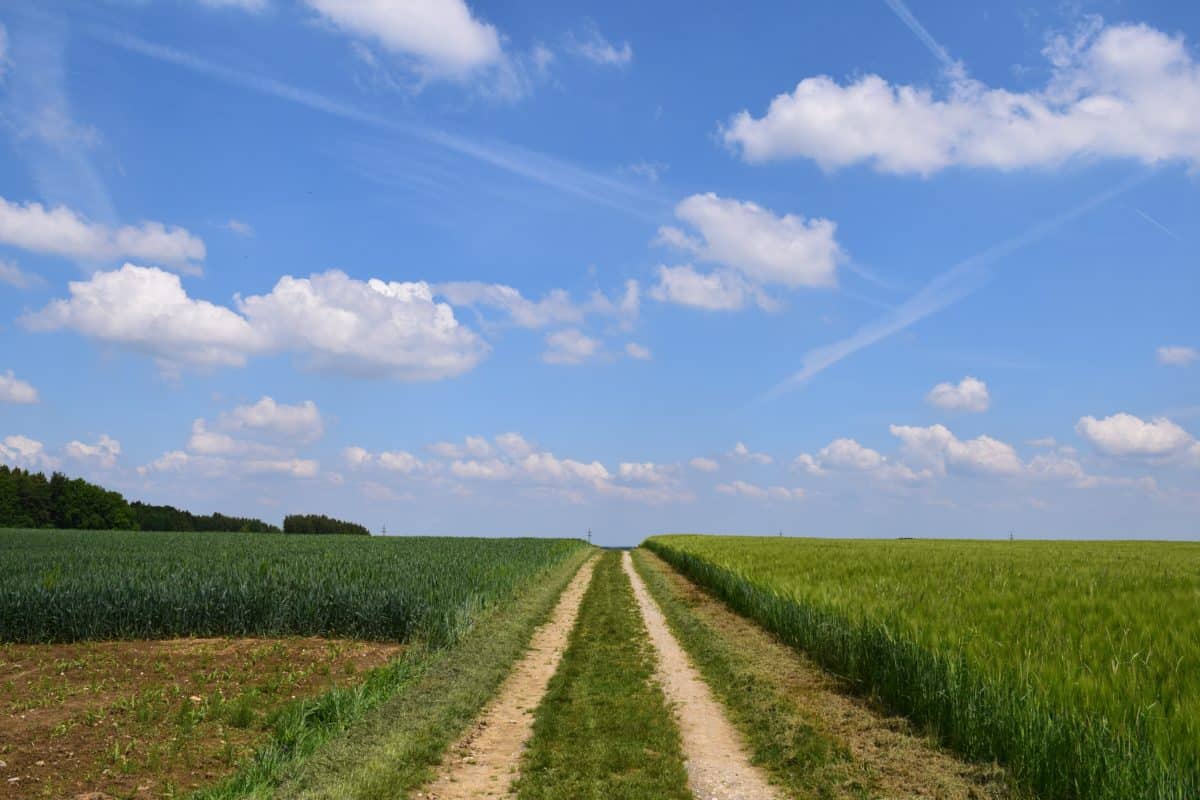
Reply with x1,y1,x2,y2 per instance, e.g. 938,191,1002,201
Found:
283,514,371,536
0,465,370,535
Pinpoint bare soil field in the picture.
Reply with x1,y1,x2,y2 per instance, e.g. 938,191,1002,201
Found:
0,637,403,799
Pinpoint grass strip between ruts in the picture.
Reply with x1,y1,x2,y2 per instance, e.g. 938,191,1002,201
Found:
190,546,593,800
631,548,861,799
515,550,691,800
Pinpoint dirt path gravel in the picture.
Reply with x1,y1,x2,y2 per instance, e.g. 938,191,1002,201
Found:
622,551,779,800
420,557,597,799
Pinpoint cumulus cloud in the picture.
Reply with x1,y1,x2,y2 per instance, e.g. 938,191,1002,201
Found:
24,266,487,380
926,376,990,412
1076,413,1193,458
305,0,502,80
243,458,319,478
542,329,601,365
428,436,492,460
731,441,773,465
891,424,1023,476
188,419,282,457
435,279,638,329
22,265,263,370
218,397,323,443
567,26,632,67
0,371,38,405
0,260,43,289
655,193,841,301
689,456,719,472
0,435,57,470
1157,346,1198,366
723,21,1200,174
0,197,205,274
649,265,764,311
716,480,803,500
796,438,928,482
64,434,121,469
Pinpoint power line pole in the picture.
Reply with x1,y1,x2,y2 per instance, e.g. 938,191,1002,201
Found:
587,528,592,546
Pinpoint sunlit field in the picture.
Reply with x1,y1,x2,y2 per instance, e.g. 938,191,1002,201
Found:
646,535,1200,800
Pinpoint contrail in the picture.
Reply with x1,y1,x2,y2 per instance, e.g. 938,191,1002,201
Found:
88,27,662,221
880,0,960,73
765,171,1154,399
1131,207,1182,241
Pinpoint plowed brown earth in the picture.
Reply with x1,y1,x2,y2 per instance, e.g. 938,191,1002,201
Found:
0,637,404,799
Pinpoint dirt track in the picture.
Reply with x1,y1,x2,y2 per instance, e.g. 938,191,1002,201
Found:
421,557,597,799
622,551,779,800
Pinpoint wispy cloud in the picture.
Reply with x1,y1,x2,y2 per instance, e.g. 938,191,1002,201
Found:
766,171,1153,398
1131,207,1182,242
879,0,961,74
89,27,662,220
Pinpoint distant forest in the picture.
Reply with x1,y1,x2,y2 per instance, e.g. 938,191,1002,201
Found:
0,465,369,534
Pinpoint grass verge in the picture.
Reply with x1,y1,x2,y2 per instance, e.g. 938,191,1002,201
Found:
190,547,593,800
631,548,856,799
515,551,690,800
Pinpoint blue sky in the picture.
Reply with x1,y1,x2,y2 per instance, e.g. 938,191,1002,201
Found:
1,0,1197,544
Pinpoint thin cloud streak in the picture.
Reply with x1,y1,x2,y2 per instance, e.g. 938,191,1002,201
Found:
1131,207,1182,241
89,27,662,221
879,0,959,72
766,172,1154,400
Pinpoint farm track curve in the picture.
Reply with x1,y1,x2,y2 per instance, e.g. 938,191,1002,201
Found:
420,555,598,799
622,551,779,800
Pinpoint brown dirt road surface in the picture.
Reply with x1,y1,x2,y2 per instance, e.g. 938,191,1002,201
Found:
622,551,779,800
420,556,597,799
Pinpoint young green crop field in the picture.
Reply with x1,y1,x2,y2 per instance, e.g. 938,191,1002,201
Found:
0,530,587,645
646,535,1200,800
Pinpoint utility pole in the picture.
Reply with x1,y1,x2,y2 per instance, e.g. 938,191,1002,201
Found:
587,528,592,546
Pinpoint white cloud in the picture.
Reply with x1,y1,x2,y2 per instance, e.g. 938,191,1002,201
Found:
724,21,1200,174
622,162,666,182
0,260,43,289
450,457,515,480
436,280,638,329
568,27,633,67
617,462,673,484
1076,413,1193,457
188,419,281,457
24,266,488,380
0,197,205,274
64,434,121,469
304,0,503,80
542,329,601,365
1157,346,1198,366
891,424,1025,476
689,456,719,472
343,446,373,468
926,376,990,412
649,265,761,312
143,450,190,473
226,219,254,237
657,193,841,291
0,435,57,470
22,265,264,370
378,450,425,473
428,436,491,460
716,480,803,500
495,432,535,458
796,438,928,482
243,458,319,479
196,0,269,11
625,342,652,360
240,270,488,380
731,441,773,465
219,397,323,443
0,371,38,405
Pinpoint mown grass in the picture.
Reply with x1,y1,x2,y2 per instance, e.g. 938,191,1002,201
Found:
0,530,586,645
631,549,859,799
515,551,690,800
646,535,1200,800
207,548,593,799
